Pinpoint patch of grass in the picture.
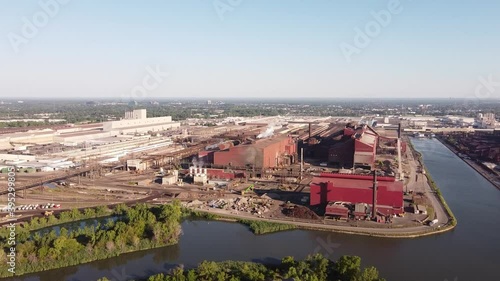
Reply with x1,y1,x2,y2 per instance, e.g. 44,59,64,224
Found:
181,208,219,220
426,206,435,220
237,219,297,234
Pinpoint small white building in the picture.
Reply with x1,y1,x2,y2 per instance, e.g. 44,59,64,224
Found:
161,174,177,185
127,159,147,171
190,166,208,185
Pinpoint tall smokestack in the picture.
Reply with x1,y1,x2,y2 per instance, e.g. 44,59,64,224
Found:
300,147,304,179
397,123,403,180
372,170,378,220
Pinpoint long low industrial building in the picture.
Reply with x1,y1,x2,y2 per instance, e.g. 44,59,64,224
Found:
0,109,179,150
102,109,180,134
310,173,403,216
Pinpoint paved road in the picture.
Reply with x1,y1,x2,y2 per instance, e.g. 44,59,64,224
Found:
405,138,449,227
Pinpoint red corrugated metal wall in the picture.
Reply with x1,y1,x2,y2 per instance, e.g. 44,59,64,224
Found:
214,137,296,168
355,140,373,152
310,178,403,213
214,146,254,167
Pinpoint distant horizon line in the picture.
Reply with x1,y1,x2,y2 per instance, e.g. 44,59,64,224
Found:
1,97,498,101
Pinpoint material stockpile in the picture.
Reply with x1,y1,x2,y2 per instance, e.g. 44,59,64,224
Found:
207,197,273,216
282,205,320,220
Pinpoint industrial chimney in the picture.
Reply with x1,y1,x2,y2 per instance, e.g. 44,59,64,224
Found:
397,123,403,180
372,170,378,220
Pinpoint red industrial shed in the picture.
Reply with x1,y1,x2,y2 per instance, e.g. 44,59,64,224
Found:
213,136,296,169
310,173,403,215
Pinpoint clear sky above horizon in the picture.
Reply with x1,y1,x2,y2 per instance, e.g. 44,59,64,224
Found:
1,0,499,100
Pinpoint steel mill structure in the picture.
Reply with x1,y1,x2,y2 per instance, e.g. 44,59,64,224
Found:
213,135,297,169
328,124,378,169
309,173,404,218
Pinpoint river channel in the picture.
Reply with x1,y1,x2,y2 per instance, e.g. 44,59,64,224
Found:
12,139,500,281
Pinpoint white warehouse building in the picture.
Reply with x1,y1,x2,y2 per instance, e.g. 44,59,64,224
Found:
103,109,180,134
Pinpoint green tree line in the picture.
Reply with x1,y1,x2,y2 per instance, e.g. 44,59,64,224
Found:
0,202,182,277
97,253,385,281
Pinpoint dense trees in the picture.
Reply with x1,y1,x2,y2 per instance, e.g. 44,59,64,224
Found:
0,121,65,128
142,253,385,281
0,202,182,277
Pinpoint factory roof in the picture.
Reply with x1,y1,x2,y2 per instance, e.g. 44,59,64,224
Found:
110,121,180,131
358,132,376,146
87,136,132,143
241,135,292,149
58,129,105,137
75,123,103,128
7,129,56,137
355,126,378,146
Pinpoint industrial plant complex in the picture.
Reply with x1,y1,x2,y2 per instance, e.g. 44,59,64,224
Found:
0,107,467,235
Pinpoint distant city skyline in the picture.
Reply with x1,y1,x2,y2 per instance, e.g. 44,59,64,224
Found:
1,0,499,99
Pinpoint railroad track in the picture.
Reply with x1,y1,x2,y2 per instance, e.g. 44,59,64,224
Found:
0,167,94,196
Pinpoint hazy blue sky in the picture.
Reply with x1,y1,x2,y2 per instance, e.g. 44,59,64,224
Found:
1,0,499,100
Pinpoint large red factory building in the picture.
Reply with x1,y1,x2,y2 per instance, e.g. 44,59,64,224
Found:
213,136,297,169
328,125,378,169
310,173,403,215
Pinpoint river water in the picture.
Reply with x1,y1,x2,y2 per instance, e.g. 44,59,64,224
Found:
12,139,500,281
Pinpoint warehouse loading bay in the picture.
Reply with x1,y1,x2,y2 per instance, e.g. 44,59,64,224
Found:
1,112,437,229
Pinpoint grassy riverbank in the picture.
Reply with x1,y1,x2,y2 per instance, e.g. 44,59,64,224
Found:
0,202,182,278
423,166,457,226
181,208,219,220
182,207,297,234
237,219,297,234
